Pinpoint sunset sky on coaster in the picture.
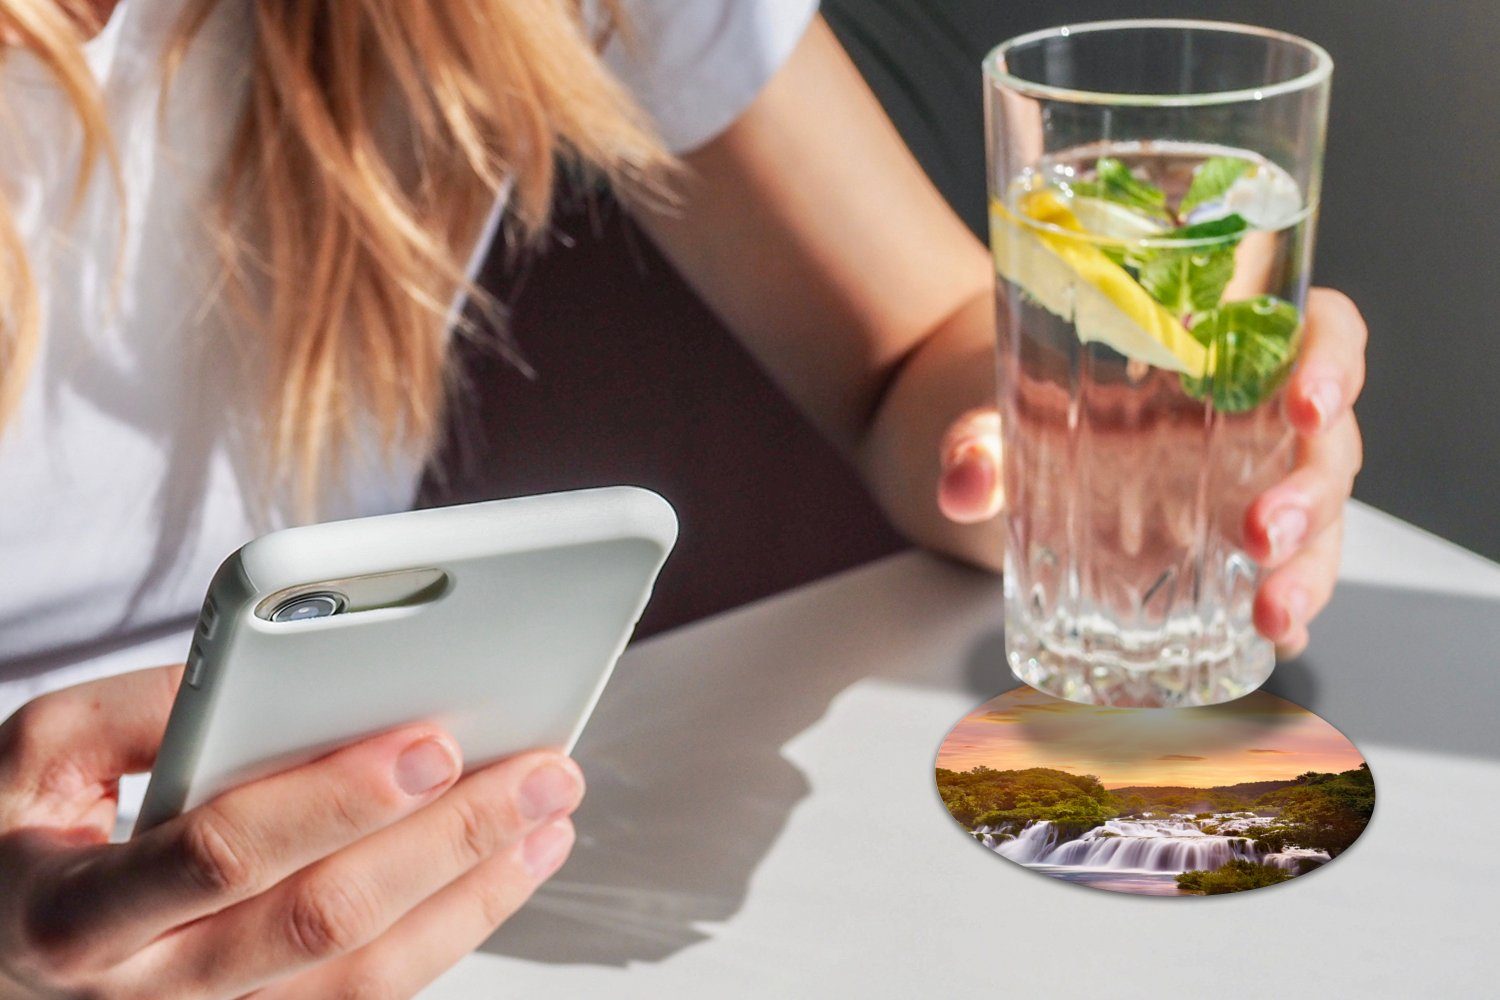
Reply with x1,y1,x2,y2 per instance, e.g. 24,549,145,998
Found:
936,688,1365,787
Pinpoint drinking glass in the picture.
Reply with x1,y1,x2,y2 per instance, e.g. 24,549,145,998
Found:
985,20,1332,706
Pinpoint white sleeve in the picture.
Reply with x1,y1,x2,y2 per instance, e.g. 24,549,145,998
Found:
604,0,820,154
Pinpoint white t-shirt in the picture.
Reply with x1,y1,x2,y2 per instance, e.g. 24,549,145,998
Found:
0,0,818,722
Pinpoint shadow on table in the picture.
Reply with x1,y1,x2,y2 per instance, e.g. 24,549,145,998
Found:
1266,581,1500,761
964,581,1500,764
482,564,1498,967
481,555,993,967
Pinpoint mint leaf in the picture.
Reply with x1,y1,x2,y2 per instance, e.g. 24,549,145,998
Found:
1180,296,1302,412
1139,251,1233,315
1135,215,1249,315
1073,157,1169,219
1174,215,1252,241
1180,156,1253,218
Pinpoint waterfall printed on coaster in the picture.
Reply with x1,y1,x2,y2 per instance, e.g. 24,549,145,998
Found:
935,688,1373,896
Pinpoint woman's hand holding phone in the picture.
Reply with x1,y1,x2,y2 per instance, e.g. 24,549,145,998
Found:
0,665,583,999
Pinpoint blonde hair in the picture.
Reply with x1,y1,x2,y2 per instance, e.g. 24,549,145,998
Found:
0,0,672,509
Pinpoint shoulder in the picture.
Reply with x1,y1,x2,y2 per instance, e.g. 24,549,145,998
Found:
601,0,821,153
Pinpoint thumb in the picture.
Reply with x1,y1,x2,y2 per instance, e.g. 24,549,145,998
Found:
937,408,1003,524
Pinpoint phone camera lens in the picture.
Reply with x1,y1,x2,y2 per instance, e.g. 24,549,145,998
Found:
269,592,346,623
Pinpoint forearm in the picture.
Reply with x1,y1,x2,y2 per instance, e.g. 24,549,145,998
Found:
855,287,1004,572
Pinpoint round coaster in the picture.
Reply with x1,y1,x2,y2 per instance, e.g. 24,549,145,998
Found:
935,687,1373,896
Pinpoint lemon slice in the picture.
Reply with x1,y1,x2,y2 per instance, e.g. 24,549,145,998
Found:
990,190,1209,378
1068,195,1169,241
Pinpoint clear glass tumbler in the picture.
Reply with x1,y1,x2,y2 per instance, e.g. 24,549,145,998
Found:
986,21,1332,706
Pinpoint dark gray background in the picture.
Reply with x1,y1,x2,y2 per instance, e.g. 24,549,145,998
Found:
825,0,1500,560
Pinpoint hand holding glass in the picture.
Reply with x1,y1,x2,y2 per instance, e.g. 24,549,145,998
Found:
986,21,1332,706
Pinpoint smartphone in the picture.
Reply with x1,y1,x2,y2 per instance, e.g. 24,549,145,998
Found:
133,486,676,835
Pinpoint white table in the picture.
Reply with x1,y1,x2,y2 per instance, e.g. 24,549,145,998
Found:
427,501,1500,999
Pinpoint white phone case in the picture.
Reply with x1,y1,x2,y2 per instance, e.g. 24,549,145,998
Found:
133,486,676,834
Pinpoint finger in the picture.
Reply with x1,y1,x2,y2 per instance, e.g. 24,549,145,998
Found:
28,725,461,970
1242,412,1361,567
150,752,582,997
255,818,576,1000
0,664,183,788
937,407,1002,524
1286,288,1367,435
1255,516,1343,645
1276,624,1311,661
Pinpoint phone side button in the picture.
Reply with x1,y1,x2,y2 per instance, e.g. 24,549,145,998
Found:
185,643,205,689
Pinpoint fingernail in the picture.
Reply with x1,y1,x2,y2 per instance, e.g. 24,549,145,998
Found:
395,738,459,796
1307,379,1342,428
940,442,999,520
1266,506,1308,560
522,819,575,879
519,760,584,821
1283,587,1311,631
942,451,993,493
943,439,992,475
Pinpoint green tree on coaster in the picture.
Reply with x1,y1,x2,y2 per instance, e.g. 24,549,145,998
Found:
1176,860,1292,895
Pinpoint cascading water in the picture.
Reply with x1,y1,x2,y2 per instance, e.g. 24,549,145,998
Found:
1262,847,1330,871
990,820,1060,863
981,814,1330,874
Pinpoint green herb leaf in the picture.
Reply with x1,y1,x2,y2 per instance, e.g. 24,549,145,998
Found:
1177,215,1252,240
1180,296,1302,412
1135,215,1249,315
1073,157,1170,219
1179,156,1253,218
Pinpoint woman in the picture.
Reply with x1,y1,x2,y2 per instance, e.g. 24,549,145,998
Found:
0,1,1365,995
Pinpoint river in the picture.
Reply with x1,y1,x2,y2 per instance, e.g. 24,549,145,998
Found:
975,813,1330,894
